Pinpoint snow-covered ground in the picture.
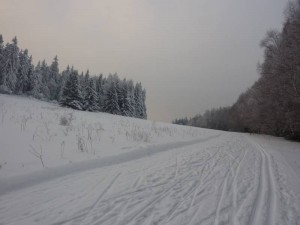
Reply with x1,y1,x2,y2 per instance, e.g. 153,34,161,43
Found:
0,95,300,225
0,94,217,178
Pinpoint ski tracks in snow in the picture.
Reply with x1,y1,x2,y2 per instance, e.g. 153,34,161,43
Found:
78,172,122,225
1,133,300,225
247,138,278,225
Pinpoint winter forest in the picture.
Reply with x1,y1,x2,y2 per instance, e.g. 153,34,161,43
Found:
173,0,300,141
0,36,147,119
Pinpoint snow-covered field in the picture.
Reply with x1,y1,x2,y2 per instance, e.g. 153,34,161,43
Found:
0,95,300,225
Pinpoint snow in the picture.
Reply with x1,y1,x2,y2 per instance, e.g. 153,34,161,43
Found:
0,94,300,225
0,94,215,178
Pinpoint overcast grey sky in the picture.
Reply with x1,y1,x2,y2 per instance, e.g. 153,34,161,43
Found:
0,0,288,122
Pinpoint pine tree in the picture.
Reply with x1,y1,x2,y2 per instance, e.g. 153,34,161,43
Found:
48,56,60,100
79,70,90,108
82,70,90,94
118,79,134,116
0,34,4,88
60,71,83,110
15,49,31,94
1,37,19,92
127,80,136,117
103,74,120,114
134,82,143,118
96,74,105,111
84,78,99,111
26,55,34,92
118,79,126,116
58,65,71,102
28,60,41,98
40,60,50,98
141,88,147,119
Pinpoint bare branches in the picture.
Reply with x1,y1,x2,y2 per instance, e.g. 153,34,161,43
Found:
29,144,45,167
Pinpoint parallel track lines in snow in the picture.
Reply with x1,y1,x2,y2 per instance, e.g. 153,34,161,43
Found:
232,148,247,225
163,179,203,224
188,149,221,207
166,148,222,223
213,148,246,225
121,188,171,224
120,159,186,224
213,166,232,225
123,144,222,225
248,143,265,225
53,136,249,225
247,137,277,225
114,175,144,225
78,172,121,225
3,131,296,225
257,144,277,225
185,148,234,225
185,138,246,225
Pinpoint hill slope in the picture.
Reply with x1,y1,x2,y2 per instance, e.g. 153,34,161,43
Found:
0,94,217,178
0,95,300,225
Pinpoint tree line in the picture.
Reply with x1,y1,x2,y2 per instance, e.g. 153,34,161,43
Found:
173,0,300,141
0,36,147,119
172,107,231,131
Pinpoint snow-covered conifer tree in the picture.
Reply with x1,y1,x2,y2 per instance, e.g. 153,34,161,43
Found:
96,74,105,111
15,49,31,94
141,88,147,119
84,78,99,111
0,35,4,85
1,37,19,92
48,56,60,100
134,82,143,118
127,80,136,117
27,60,41,98
103,74,120,114
39,60,51,98
60,70,83,110
58,65,71,101
118,79,133,116
25,55,34,92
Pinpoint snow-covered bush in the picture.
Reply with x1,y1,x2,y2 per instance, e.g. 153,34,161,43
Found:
59,112,74,126
77,135,87,152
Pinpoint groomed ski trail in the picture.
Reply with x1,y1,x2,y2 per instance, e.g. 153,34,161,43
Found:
0,133,299,225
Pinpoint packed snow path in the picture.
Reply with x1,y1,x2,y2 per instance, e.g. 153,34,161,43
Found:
0,133,300,225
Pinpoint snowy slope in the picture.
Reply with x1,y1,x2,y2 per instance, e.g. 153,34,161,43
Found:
0,94,217,178
0,95,300,225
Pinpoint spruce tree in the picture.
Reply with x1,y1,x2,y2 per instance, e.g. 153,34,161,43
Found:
15,49,30,94
26,55,34,92
141,88,147,119
103,74,120,114
96,74,105,111
118,79,133,116
84,78,99,111
58,65,71,101
48,56,60,100
60,71,83,110
134,82,143,118
0,35,4,88
40,60,50,98
127,80,136,117
28,60,41,98
1,37,19,92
